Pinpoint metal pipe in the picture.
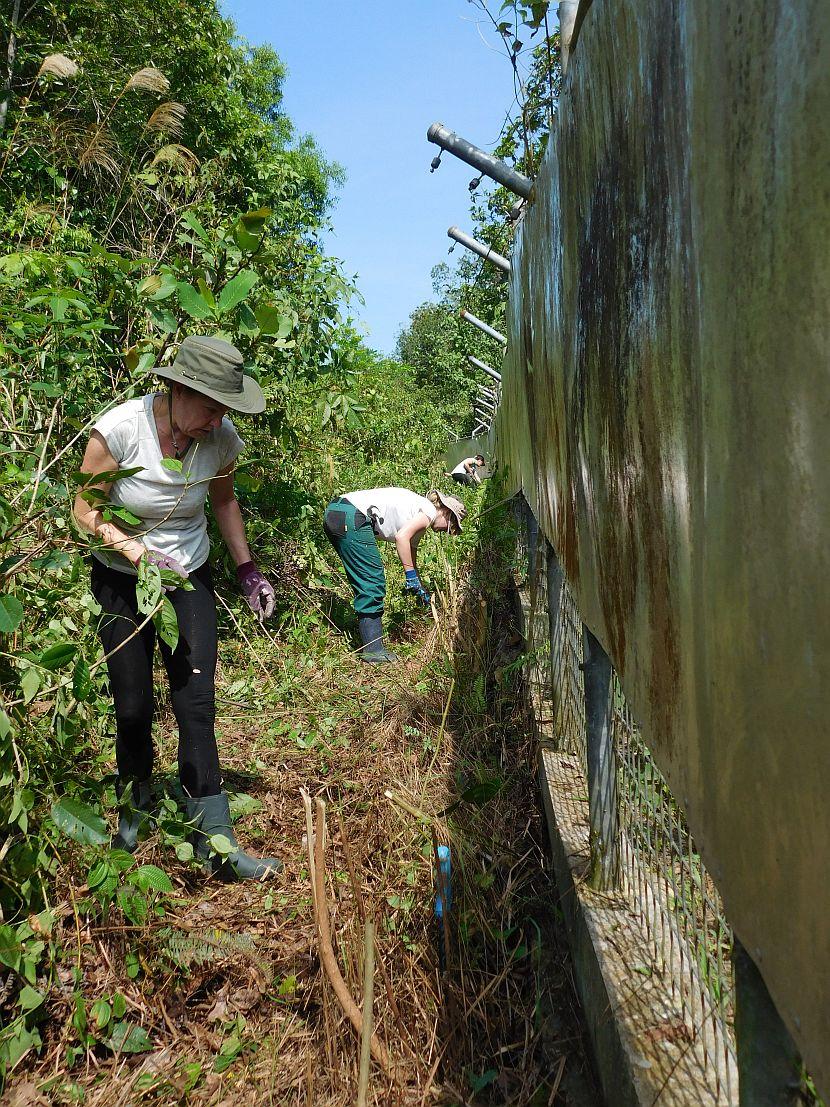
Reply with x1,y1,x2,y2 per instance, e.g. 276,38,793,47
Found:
582,626,621,891
471,423,487,438
468,355,501,382
474,412,492,428
460,309,507,346
448,227,511,273
546,542,565,731
427,122,533,199
558,1,579,75
476,396,497,412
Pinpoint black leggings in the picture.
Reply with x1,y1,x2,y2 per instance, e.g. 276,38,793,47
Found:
91,558,221,798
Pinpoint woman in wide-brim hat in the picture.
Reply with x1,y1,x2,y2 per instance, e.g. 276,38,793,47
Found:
72,335,281,881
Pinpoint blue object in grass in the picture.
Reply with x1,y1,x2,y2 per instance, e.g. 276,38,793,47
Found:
405,569,421,588
434,845,451,919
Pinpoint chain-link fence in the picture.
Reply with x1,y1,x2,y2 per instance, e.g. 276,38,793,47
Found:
515,498,737,1103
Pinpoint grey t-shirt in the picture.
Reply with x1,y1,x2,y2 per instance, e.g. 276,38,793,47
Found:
91,394,244,574
342,487,436,542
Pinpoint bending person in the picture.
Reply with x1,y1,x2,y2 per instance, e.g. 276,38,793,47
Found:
448,454,485,487
323,487,465,663
73,335,280,881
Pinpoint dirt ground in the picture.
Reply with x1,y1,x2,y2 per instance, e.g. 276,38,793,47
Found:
3,555,600,1107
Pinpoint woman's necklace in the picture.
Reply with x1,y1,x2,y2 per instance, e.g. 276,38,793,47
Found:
166,391,191,460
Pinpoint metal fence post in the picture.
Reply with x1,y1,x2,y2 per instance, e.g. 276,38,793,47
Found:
546,541,564,732
582,627,621,890
733,939,803,1105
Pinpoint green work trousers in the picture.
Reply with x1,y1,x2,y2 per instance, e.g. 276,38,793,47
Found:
323,499,387,617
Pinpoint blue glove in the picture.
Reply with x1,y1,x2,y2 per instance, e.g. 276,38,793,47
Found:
405,570,431,607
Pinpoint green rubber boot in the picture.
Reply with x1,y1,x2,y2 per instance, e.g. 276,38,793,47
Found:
357,614,397,663
113,778,153,853
186,792,282,882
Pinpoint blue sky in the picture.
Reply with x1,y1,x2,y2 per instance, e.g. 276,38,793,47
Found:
222,0,522,355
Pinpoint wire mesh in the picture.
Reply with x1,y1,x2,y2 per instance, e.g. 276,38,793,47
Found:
516,498,737,1101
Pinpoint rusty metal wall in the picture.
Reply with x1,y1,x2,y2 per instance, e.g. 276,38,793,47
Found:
494,0,830,1092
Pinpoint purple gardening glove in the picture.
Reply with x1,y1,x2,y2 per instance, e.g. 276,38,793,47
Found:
144,549,189,590
236,561,276,621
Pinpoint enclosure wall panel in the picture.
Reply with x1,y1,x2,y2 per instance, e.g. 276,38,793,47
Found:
493,0,830,1091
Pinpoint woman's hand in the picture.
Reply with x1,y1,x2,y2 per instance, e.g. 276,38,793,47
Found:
144,549,189,584
236,561,276,621
404,569,431,607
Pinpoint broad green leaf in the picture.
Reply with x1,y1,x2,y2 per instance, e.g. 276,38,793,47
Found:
228,793,262,821
136,562,162,615
239,207,271,233
176,282,214,320
147,303,178,333
175,841,194,862
72,657,92,701
237,302,259,337
51,796,109,846
91,998,112,1029
196,277,215,308
20,667,41,704
216,269,258,315
103,505,142,526
127,864,173,894
38,642,77,671
106,1021,153,1054
208,833,235,857
71,467,144,487
460,774,504,807
181,210,210,243
17,984,45,1012
154,596,179,650
0,924,21,970
0,593,24,634
254,305,291,337
160,457,183,472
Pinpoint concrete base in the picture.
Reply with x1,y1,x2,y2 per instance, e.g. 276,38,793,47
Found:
520,591,737,1106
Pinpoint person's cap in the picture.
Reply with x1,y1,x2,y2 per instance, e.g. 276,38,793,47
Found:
430,489,467,534
154,335,266,414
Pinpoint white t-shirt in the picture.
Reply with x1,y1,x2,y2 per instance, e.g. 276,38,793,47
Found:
91,394,244,574
342,487,436,542
451,458,479,475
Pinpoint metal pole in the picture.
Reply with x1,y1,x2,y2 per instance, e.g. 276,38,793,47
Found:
474,413,492,428
477,385,498,398
558,1,580,75
476,396,496,412
471,423,487,438
427,122,533,199
460,309,507,346
468,355,501,382
733,939,803,1106
448,227,511,273
581,627,620,891
546,541,565,734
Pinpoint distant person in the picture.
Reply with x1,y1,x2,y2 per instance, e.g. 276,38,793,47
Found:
72,335,281,882
449,454,485,487
323,488,466,662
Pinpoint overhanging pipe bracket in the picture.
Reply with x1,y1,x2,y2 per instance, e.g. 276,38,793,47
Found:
468,355,502,383
427,123,533,200
448,227,511,274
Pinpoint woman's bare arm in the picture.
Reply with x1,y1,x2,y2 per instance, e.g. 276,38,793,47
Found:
72,431,145,565
208,465,252,567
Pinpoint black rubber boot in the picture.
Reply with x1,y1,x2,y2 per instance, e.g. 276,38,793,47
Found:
113,778,153,853
186,792,282,882
357,614,397,663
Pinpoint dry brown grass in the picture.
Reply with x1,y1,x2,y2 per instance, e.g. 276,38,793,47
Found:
5,554,597,1106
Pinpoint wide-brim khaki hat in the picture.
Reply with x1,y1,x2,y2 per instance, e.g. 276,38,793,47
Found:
429,489,467,534
155,335,266,414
